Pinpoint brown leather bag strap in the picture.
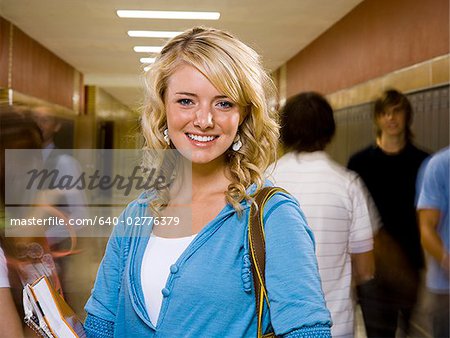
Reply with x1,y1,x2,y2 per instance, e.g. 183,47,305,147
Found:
249,186,287,338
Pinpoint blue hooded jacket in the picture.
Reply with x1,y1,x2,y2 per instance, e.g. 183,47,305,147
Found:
84,186,331,337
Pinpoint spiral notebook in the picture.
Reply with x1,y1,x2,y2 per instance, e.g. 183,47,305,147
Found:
23,275,86,338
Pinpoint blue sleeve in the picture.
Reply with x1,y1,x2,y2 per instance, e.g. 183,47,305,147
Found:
283,325,331,337
415,155,432,205
417,155,445,211
85,314,114,338
84,209,130,337
263,192,332,336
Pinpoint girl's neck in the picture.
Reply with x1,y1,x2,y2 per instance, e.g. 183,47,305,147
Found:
191,163,230,200
170,158,230,202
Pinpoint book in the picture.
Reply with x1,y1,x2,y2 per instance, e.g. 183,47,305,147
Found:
23,275,86,338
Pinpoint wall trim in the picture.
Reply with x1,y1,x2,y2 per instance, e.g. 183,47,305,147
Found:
327,54,449,109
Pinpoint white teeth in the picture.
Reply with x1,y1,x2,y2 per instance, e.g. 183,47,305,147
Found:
187,133,216,142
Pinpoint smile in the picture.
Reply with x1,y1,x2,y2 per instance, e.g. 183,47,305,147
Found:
186,133,218,142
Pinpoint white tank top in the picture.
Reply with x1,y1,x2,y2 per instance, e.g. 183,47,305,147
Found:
141,233,196,326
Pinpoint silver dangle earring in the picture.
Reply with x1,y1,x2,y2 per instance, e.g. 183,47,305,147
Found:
163,129,170,145
232,134,242,151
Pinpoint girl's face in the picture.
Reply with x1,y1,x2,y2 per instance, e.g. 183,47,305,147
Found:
165,63,242,168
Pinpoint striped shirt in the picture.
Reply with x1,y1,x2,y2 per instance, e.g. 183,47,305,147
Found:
270,151,374,338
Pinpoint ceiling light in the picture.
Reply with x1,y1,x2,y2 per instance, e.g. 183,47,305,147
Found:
140,57,156,64
134,46,164,53
117,10,220,20
128,30,182,38
144,65,151,72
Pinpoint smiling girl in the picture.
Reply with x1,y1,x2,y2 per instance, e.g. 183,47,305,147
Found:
84,27,331,338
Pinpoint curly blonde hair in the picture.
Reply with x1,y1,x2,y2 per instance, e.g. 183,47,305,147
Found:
141,27,279,213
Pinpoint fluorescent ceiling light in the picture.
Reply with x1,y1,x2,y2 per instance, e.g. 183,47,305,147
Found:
144,65,151,72
134,46,164,53
140,57,157,64
117,10,220,20
128,30,182,38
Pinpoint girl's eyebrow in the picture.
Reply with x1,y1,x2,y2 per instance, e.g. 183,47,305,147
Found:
175,92,229,100
175,91,196,96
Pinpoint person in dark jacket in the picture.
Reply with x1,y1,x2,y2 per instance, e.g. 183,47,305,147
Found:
348,89,429,337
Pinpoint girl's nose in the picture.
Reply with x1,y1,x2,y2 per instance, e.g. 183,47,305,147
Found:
193,109,214,129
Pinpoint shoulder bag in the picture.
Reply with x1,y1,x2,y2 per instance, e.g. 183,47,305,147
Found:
249,187,287,338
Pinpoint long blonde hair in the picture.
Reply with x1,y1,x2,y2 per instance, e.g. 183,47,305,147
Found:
141,27,279,213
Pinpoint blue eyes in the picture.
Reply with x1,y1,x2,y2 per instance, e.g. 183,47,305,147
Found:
217,101,234,109
178,98,194,106
176,98,234,109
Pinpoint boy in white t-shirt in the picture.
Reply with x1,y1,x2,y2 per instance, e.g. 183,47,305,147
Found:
271,92,375,338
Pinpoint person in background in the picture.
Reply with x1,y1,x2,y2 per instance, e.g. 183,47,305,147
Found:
347,89,429,337
270,92,375,338
32,106,87,222
84,27,331,337
32,106,62,157
416,146,449,338
32,106,87,309
0,109,49,337
0,244,24,338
